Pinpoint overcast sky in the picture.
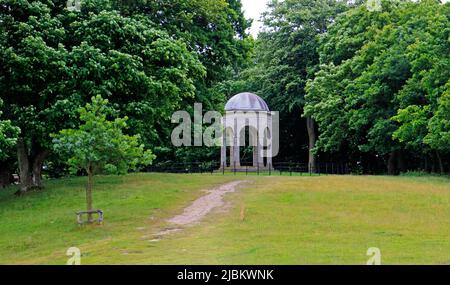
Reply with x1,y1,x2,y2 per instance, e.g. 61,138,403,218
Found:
241,0,269,37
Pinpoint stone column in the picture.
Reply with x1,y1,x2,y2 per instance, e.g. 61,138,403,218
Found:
258,144,264,168
233,138,240,168
220,129,226,169
230,146,234,168
267,146,273,169
256,113,263,168
264,126,272,169
267,115,273,169
233,116,240,168
253,142,258,168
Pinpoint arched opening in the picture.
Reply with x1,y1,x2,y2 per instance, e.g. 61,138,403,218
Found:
263,128,271,168
225,128,234,168
239,126,258,167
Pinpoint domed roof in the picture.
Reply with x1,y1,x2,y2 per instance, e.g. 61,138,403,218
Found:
225,92,270,112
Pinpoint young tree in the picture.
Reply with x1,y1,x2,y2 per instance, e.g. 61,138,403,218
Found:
52,96,155,221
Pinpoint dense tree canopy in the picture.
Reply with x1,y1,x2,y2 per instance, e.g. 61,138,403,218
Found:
0,99,19,161
0,0,227,191
0,0,449,193
0,97,20,187
221,0,360,168
305,0,449,173
107,0,253,162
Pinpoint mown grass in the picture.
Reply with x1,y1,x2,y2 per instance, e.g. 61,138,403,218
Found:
0,173,449,264
0,173,237,264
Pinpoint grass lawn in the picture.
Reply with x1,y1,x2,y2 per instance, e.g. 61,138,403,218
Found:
0,173,449,265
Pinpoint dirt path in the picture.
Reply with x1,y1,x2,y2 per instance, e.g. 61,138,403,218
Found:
169,180,245,225
153,180,246,239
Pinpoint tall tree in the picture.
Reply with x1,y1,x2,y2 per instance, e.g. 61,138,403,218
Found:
117,0,252,85
99,0,253,163
0,0,69,192
0,0,204,193
227,0,357,169
305,0,449,174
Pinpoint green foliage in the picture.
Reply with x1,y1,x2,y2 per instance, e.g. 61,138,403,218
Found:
1,0,448,177
66,8,206,146
0,0,217,174
256,0,353,111
118,0,252,83
400,170,448,177
0,99,20,161
52,95,155,175
221,0,357,160
424,89,450,152
305,0,449,162
392,105,430,150
0,0,69,149
115,0,253,162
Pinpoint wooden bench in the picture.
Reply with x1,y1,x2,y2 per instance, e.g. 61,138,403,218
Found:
76,210,104,225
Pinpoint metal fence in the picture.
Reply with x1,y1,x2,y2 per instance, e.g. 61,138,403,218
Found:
146,162,351,175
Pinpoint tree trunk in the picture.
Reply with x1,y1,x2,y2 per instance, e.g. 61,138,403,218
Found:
31,150,48,189
86,165,94,222
397,151,406,174
436,151,444,174
306,117,317,173
424,154,430,173
16,138,32,195
431,154,436,173
387,151,397,175
15,138,48,195
0,165,11,188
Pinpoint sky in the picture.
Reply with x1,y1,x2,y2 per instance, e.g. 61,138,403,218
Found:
241,0,269,37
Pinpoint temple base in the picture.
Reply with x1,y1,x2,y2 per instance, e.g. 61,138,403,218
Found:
219,166,272,172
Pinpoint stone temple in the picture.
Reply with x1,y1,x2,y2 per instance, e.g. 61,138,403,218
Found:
220,92,273,171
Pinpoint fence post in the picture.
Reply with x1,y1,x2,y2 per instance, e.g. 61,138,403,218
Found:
246,165,248,176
